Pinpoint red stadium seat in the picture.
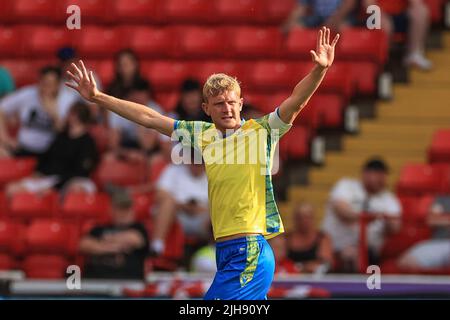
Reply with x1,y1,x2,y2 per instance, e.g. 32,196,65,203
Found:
144,61,191,92
22,254,69,279
178,27,226,59
78,27,122,57
149,156,169,183
12,0,61,23
156,92,179,112
0,60,35,87
125,27,174,58
88,124,109,155
8,191,58,220
26,27,74,58
399,195,435,222
230,27,282,58
428,129,450,163
196,61,250,84
425,0,445,24
396,163,442,196
347,62,379,96
0,253,16,270
215,0,263,24
0,27,25,58
248,61,299,91
62,0,113,24
279,126,310,160
339,28,388,66
285,28,319,60
61,192,110,221
0,157,36,188
163,0,214,24
84,59,114,87
301,94,345,129
317,64,354,100
95,157,147,187
25,219,79,256
262,0,296,24
114,0,161,23
0,0,15,24
244,92,288,115
0,219,26,256
132,192,154,222
148,221,185,271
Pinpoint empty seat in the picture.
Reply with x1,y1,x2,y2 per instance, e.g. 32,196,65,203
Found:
25,219,79,255
132,192,154,222
0,253,16,270
26,27,74,58
62,0,113,24
178,27,225,59
197,61,249,84
428,129,450,163
426,0,445,24
0,219,25,256
244,92,288,115
285,28,320,60
399,195,435,222
248,61,299,91
12,0,61,23
88,124,109,155
230,27,282,58
156,92,179,112
0,60,39,87
215,0,263,24
78,27,122,57
301,94,345,129
339,28,388,66
396,163,441,196
279,126,310,160
22,254,69,279
318,64,354,100
144,61,191,92
95,157,147,187
0,157,36,187
125,27,173,58
0,27,25,58
0,0,15,24
61,192,110,221
262,0,296,24
8,191,58,220
163,0,214,24
84,59,114,87
347,62,379,96
114,0,161,23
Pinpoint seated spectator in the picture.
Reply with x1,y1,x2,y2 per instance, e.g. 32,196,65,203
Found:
151,150,209,261
6,102,99,195
107,49,149,100
108,81,163,160
282,0,357,32
287,203,333,273
79,190,149,280
0,66,78,158
398,196,450,270
0,66,15,98
270,235,300,275
174,79,210,122
364,0,433,70
322,158,402,272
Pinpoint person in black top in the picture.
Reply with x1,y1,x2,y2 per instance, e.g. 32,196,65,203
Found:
80,190,149,280
287,203,334,273
5,102,99,196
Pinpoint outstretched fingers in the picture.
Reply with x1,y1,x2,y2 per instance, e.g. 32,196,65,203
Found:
331,34,340,47
79,60,89,80
71,62,83,79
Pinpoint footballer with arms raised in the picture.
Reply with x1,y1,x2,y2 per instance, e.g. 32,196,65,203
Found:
66,27,339,300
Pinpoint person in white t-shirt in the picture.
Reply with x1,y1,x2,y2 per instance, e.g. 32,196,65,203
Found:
151,149,209,258
322,158,402,272
0,66,79,157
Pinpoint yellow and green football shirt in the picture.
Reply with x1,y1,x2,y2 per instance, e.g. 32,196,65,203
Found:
173,109,291,240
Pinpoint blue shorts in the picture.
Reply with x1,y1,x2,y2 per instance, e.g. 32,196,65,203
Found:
204,235,275,300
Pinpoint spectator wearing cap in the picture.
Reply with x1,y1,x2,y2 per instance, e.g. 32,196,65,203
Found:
174,79,210,122
79,190,149,280
322,158,402,272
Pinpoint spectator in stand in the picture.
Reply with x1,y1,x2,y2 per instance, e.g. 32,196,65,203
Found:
151,149,209,263
0,67,15,98
322,158,402,272
282,0,357,32
80,190,149,280
108,81,163,160
0,66,78,158
5,102,99,195
364,0,433,70
398,196,450,270
174,79,210,122
270,236,300,275
107,49,149,100
287,203,333,273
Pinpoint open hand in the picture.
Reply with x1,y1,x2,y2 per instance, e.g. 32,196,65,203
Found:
310,27,340,69
65,60,99,102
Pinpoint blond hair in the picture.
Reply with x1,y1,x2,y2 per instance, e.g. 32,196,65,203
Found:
203,73,241,102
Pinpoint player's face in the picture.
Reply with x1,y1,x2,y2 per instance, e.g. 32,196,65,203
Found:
203,90,243,132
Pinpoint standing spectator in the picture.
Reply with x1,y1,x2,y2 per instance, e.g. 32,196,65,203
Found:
364,0,433,70
174,79,210,122
0,67,15,98
107,49,149,100
80,190,149,280
151,150,209,261
322,158,402,272
398,196,450,270
5,102,99,195
282,0,357,32
0,66,78,158
287,203,333,273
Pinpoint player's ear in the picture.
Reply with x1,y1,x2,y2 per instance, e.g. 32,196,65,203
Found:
202,102,210,116
239,98,243,112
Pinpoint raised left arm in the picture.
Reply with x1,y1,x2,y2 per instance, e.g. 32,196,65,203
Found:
278,27,340,124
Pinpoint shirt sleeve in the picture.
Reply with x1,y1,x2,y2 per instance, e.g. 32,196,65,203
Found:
329,179,355,203
0,87,28,115
156,165,177,194
173,120,213,150
383,194,402,217
255,108,292,138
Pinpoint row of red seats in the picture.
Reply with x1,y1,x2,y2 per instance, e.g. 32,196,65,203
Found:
0,0,295,25
1,0,445,25
0,26,388,66
428,129,450,163
396,163,450,196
